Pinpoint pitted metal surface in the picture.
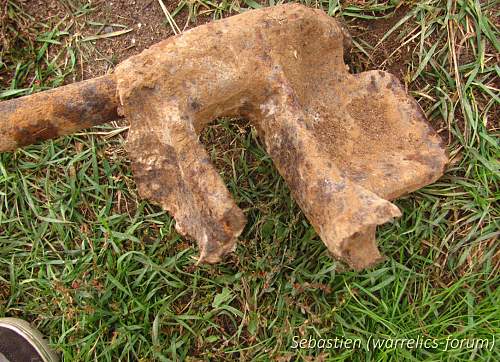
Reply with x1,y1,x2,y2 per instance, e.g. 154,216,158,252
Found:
0,4,447,269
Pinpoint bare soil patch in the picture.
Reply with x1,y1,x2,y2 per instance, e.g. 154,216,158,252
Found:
346,6,415,81
7,1,417,82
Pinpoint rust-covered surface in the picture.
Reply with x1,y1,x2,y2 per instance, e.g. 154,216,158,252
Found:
0,4,448,269
0,76,119,151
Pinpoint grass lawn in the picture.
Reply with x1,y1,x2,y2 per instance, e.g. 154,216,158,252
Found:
0,0,498,360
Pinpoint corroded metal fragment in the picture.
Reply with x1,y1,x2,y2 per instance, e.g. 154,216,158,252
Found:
0,4,448,269
0,76,119,150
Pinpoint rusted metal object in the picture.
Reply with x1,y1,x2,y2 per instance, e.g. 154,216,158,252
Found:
0,76,119,151
0,4,447,269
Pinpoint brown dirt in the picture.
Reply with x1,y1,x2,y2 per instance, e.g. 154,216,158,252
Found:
346,6,415,82
8,1,418,82
1,0,214,83
82,0,193,78
81,0,219,79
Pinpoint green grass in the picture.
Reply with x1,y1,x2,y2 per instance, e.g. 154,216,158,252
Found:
0,0,499,360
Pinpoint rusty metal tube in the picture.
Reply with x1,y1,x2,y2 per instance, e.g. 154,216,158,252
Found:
0,75,120,152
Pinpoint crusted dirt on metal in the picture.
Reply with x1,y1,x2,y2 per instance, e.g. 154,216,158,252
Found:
0,76,119,150
0,4,448,269
113,4,447,267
